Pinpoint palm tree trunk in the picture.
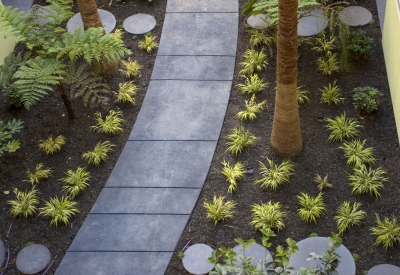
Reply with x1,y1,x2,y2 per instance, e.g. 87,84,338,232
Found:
75,0,103,30
270,0,302,157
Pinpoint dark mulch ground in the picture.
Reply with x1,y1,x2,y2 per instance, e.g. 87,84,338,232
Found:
0,0,399,274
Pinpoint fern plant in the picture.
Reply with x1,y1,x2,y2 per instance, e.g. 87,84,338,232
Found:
254,158,294,191
7,187,39,218
225,126,258,155
236,74,268,95
320,81,345,106
115,81,139,104
221,160,246,193
138,33,159,53
297,86,309,106
370,214,400,250
334,201,366,235
39,135,66,155
297,192,326,223
26,163,52,185
250,201,286,231
39,196,79,227
203,196,236,225
348,164,388,198
315,174,332,191
90,110,125,135
325,113,362,142
120,59,142,78
61,167,91,198
82,140,115,166
238,49,268,76
339,139,376,168
0,118,24,157
236,95,267,121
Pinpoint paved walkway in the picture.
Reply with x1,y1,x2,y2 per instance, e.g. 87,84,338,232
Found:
55,0,238,274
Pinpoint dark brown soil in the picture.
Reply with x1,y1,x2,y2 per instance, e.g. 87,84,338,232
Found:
0,0,398,274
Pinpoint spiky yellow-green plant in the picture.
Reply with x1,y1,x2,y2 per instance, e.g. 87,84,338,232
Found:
348,164,388,198
221,160,246,193
236,74,268,95
203,196,236,225
250,201,286,231
254,158,294,191
339,139,376,168
8,187,39,218
39,196,79,227
115,81,139,104
238,49,268,76
61,167,91,198
320,81,345,106
297,192,326,223
325,113,363,142
370,214,400,250
111,29,124,40
120,59,142,78
314,174,332,191
90,110,125,135
334,201,366,235
236,95,267,122
82,141,115,166
297,86,309,106
26,163,52,185
39,135,66,155
317,51,339,76
225,126,258,155
138,33,158,53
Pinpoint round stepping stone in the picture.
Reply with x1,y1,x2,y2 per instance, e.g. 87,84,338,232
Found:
16,244,51,274
233,243,273,266
182,244,215,275
298,9,328,37
289,237,355,275
247,14,269,29
67,9,116,34
123,14,156,34
0,239,5,267
367,264,400,274
339,6,372,26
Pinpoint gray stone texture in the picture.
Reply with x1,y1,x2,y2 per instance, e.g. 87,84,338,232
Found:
123,13,156,34
0,239,5,267
298,9,328,37
2,0,34,12
129,80,231,140
367,264,400,274
247,14,269,29
55,252,172,275
375,0,386,30
158,13,238,56
338,6,373,26
67,9,116,34
166,0,238,12
69,214,189,251
182,244,215,275
105,141,216,187
91,188,201,214
16,244,51,274
151,56,236,81
233,243,273,266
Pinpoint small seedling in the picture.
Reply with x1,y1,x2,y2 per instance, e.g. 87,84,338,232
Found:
8,187,39,218
254,158,294,191
115,81,139,104
314,174,332,191
0,118,24,157
138,33,159,53
250,201,286,231
203,196,236,225
236,74,268,95
120,59,142,78
334,201,366,235
82,141,115,166
225,126,258,155
370,214,400,250
348,164,388,198
297,192,325,223
325,113,362,142
61,167,91,198
221,160,246,193
39,196,79,227
177,252,185,260
90,110,125,135
26,163,52,185
39,135,66,155
236,95,267,121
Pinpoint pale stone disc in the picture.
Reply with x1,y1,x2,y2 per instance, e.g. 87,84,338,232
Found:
339,6,373,26
247,14,269,29
182,243,215,275
16,244,51,274
123,13,156,34
67,9,116,34
298,9,328,37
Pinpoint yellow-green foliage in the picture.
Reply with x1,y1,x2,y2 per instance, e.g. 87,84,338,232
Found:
82,140,115,166
120,59,142,78
254,158,294,190
8,187,39,218
248,29,275,50
325,113,362,142
239,49,268,76
90,110,125,135
138,33,159,53
39,135,66,155
314,174,332,191
225,126,258,155
26,163,52,185
250,201,286,231
297,86,309,106
39,196,79,227
221,160,246,193
115,82,139,104
236,74,268,95
334,201,366,235
61,167,91,198
203,196,236,225
320,81,344,106
236,95,267,122
348,164,388,198
370,214,400,250
297,192,326,223
339,139,376,168
317,52,340,76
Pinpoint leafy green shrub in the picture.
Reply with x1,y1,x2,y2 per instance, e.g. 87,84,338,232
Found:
203,196,236,225
254,158,294,190
352,86,381,114
26,163,52,185
370,214,400,250
0,118,23,156
314,174,332,191
320,81,344,106
39,196,79,227
347,30,374,59
297,192,325,223
120,58,142,78
39,135,66,155
296,86,309,106
225,126,258,155
61,167,91,198
8,187,39,218
317,51,339,76
334,201,366,235
221,160,246,193
82,140,115,166
236,94,267,121
250,201,286,231
238,49,268,76
339,139,376,168
325,113,362,142
235,74,268,94
90,110,125,135
348,164,388,198
138,33,158,53
248,29,275,50
115,81,139,104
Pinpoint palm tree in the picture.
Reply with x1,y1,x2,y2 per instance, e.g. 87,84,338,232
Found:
270,0,302,157
76,0,103,30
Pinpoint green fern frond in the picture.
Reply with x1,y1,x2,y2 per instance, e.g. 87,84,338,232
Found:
0,5,28,41
38,0,73,24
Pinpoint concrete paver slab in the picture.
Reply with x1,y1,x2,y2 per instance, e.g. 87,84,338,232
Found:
91,188,201,214
367,264,400,274
298,9,328,36
106,141,216,187
158,13,238,56
151,56,236,81
55,252,172,275
182,244,215,274
69,214,189,251
123,13,156,34
16,244,51,274
166,0,238,12
130,80,230,140
67,9,116,34
2,0,34,12
339,6,372,26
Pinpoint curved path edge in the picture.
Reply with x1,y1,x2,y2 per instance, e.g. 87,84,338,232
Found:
55,1,239,274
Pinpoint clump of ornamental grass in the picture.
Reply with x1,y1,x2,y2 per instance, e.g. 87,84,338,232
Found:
254,158,294,191
370,214,400,250
320,81,345,106
248,29,275,50
90,110,125,135
221,160,246,193
238,49,268,76
120,59,142,78
325,113,363,142
38,135,66,155
297,86,310,106
26,163,52,185
297,192,326,223
334,201,366,235
236,95,267,122
39,196,79,227
348,164,388,198
250,201,286,232
138,33,158,53
225,126,258,155
61,167,91,198
82,141,115,166
236,74,268,95
203,196,236,225
339,139,376,168
315,174,332,191
115,81,139,104
8,187,39,218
